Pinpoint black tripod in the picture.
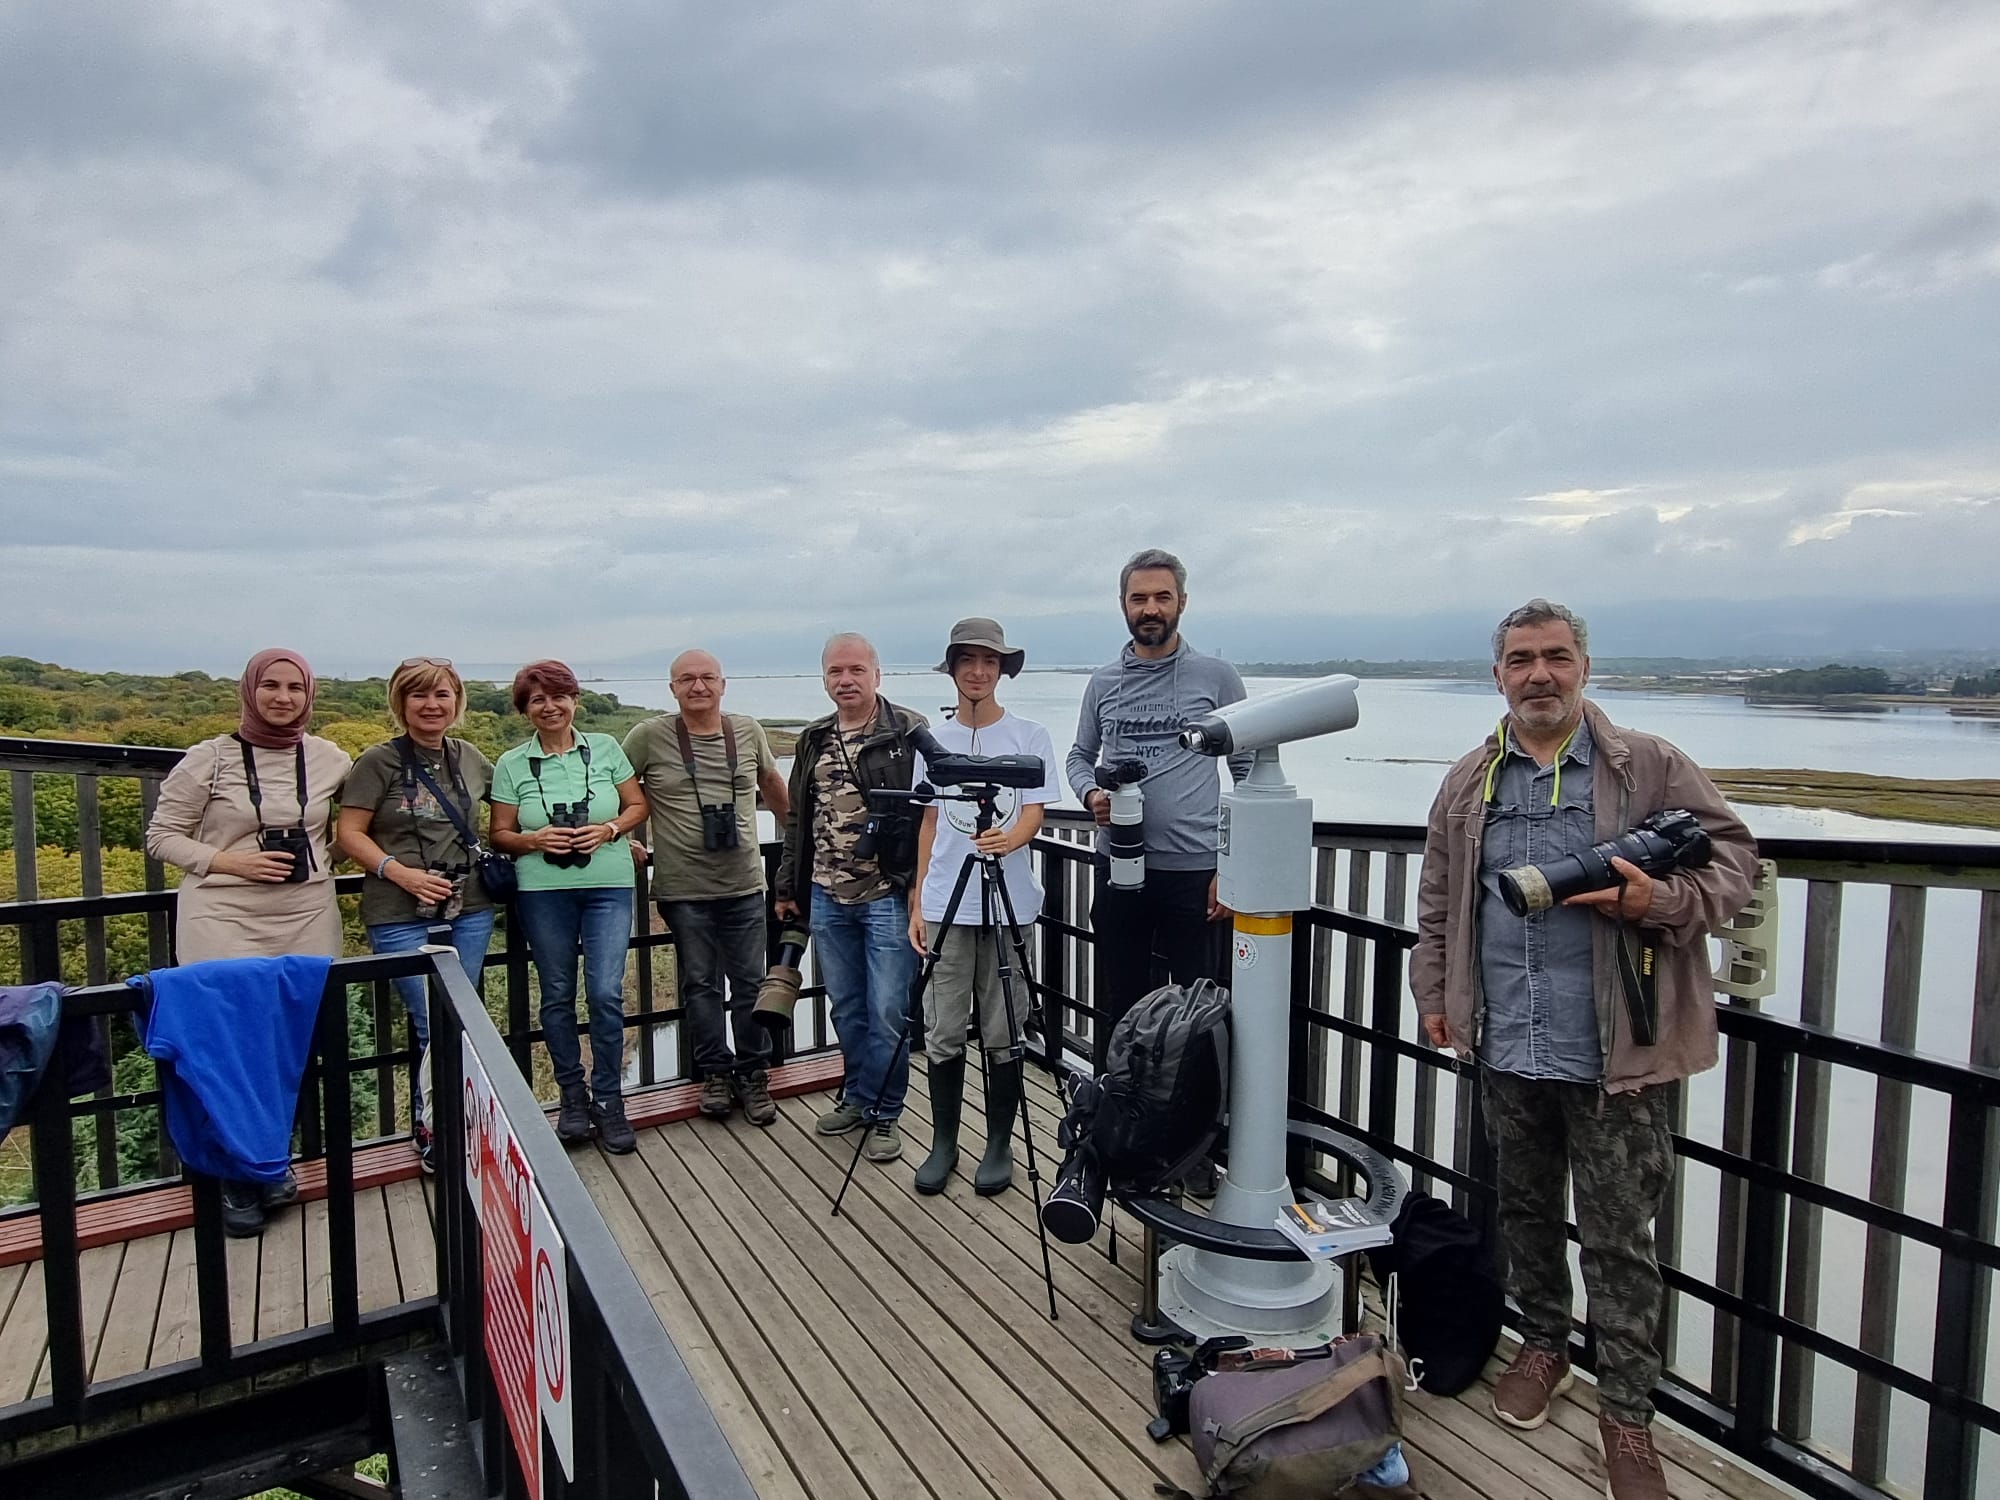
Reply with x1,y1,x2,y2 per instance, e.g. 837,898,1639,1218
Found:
830,782,1059,1321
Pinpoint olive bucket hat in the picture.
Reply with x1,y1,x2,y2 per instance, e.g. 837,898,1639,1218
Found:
934,617,1025,677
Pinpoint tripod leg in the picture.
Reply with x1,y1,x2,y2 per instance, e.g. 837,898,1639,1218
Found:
986,859,1060,1320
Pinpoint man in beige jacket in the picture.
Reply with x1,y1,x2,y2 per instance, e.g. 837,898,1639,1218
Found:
1412,599,1756,1500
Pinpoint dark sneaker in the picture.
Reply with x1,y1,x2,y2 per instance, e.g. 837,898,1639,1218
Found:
698,1074,735,1120
413,1123,435,1175
1599,1412,1670,1500
737,1069,778,1127
260,1168,299,1211
591,1096,637,1155
221,1181,266,1238
816,1099,865,1136
556,1085,593,1144
1492,1345,1573,1430
862,1121,904,1163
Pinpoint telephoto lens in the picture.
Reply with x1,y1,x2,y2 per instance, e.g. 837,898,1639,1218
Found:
1096,759,1149,892
1498,809,1713,916
1043,1147,1108,1244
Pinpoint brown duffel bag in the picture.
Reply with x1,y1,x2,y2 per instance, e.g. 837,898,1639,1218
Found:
1169,1333,1406,1499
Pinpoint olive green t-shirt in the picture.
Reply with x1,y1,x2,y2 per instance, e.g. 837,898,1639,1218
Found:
623,713,777,902
345,738,495,926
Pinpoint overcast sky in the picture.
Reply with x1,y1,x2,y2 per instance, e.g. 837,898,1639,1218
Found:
2,0,1996,677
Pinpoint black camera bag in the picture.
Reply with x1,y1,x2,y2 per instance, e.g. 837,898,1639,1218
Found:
1364,1190,1503,1395
1092,978,1231,1192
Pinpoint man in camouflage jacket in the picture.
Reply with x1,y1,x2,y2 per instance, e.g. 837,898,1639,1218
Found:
1412,599,1757,1500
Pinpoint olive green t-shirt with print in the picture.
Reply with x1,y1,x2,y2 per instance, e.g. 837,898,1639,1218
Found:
346,737,495,925
623,712,777,902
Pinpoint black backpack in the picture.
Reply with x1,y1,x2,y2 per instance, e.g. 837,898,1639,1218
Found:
1089,978,1232,1191
1366,1190,1504,1395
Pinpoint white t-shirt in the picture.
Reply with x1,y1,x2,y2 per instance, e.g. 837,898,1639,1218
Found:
912,709,1062,926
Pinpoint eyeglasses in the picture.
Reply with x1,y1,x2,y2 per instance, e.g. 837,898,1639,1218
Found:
672,673,721,687
398,657,455,669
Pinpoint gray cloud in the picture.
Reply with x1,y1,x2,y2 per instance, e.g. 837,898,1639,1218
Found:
1,0,1997,678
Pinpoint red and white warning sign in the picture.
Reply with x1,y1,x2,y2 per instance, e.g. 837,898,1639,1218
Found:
464,1048,573,1497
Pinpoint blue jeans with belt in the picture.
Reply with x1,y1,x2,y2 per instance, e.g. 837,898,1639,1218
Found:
810,885,917,1121
515,886,633,1103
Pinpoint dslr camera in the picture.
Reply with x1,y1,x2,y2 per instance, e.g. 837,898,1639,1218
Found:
1498,808,1713,917
257,826,316,884
543,802,595,869
700,800,740,852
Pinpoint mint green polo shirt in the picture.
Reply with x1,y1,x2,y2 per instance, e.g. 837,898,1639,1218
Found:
490,732,636,892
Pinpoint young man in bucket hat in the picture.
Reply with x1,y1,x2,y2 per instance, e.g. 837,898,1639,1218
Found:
906,619,1062,1195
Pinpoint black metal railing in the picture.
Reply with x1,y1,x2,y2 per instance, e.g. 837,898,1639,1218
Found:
427,945,758,1498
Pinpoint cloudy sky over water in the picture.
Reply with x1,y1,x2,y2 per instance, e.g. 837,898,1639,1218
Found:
2,0,1997,676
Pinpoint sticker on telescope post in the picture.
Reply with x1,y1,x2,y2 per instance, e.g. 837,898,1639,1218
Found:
1234,934,1259,970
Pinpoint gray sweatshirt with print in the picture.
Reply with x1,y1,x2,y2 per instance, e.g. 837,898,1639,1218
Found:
1065,641,1252,871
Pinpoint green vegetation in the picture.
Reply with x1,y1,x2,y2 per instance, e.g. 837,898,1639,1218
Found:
1952,669,2000,697
1744,664,1894,698
1709,769,2000,831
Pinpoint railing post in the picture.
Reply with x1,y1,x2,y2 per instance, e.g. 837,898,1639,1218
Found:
1778,878,1841,1437
1368,940,1402,1148
1039,848,1067,1074
1287,915,1313,1189
1926,1091,1987,1500
505,904,533,1078
318,973,361,1337
30,1030,86,1418
1733,1036,1792,1454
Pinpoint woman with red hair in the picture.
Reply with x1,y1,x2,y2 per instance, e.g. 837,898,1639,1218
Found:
489,660,648,1153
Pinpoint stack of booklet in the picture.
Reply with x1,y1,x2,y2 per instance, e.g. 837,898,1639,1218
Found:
1274,1197,1396,1259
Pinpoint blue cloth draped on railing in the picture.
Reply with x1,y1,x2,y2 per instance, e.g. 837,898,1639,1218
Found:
131,955,330,1184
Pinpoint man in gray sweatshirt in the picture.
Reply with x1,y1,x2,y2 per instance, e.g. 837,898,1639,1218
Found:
1066,548,1252,1066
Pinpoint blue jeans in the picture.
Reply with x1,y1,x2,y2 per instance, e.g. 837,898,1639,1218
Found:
515,887,633,1103
810,885,917,1121
660,894,773,1075
366,909,496,1117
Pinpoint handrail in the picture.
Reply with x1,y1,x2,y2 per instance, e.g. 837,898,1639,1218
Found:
426,946,758,1497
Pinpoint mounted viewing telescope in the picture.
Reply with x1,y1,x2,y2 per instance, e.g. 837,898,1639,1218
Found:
1158,673,1367,1345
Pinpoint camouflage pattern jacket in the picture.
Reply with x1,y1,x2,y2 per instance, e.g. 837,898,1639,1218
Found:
1410,699,1759,1094
775,697,927,921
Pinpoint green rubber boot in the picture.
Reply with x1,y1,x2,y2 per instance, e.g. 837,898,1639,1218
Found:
976,1059,1021,1196
914,1056,965,1195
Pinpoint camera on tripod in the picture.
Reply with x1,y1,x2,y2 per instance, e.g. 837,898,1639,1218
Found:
907,725,1047,791
257,826,316,884
1094,759,1147,891
542,801,595,868
1497,808,1713,916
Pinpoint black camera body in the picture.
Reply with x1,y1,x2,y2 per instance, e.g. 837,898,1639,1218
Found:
700,801,741,852
417,861,469,921
543,802,595,869
258,826,315,884
1498,808,1714,917
1095,758,1148,792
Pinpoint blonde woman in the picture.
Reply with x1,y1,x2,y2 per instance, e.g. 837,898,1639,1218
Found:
335,657,499,1170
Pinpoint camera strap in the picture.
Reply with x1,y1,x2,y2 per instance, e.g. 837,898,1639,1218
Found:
400,737,485,857
1612,915,1660,1049
674,715,739,811
234,735,315,873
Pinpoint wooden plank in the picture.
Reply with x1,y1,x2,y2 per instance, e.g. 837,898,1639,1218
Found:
1852,884,1924,1484
765,1095,1195,1496
226,1228,259,1349
92,1228,169,1382
575,1148,811,1500
255,1200,308,1341
597,1143,871,1500
655,1124,1010,1499
1411,1388,1606,1500
384,1177,437,1302
0,1259,44,1404
12,769,38,905
630,1128,941,1498
1778,879,1841,1438
33,1241,122,1397
352,1188,403,1316
303,1196,332,1328
696,1118,1094,1500
148,1229,199,1368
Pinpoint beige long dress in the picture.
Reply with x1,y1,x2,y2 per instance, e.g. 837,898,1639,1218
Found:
145,734,353,964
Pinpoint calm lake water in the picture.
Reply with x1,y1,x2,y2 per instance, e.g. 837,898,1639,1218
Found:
599,668,1996,1485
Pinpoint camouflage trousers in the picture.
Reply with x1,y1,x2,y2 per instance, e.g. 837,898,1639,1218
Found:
1481,1066,1677,1423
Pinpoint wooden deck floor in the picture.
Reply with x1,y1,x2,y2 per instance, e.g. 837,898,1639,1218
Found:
580,1060,1796,1500
0,1175,435,1406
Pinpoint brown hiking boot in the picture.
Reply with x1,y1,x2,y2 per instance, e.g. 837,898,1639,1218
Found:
1599,1412,1670,1499
736,1068,778,1126
1492,1345,1573,1430
698,1074,735,1119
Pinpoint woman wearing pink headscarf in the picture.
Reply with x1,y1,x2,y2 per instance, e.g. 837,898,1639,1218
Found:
146,648,352,965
